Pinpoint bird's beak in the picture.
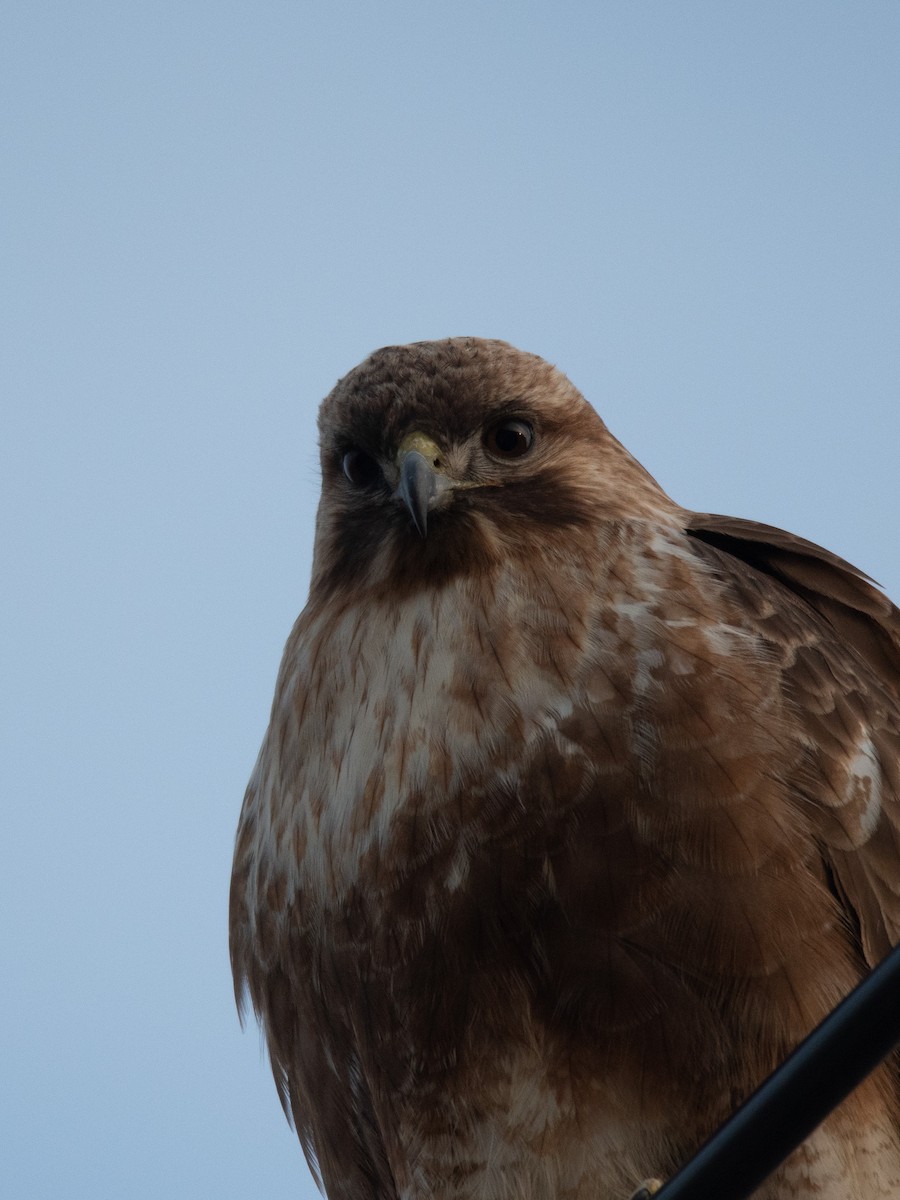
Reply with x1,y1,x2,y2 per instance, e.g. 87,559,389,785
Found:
395,432,452,538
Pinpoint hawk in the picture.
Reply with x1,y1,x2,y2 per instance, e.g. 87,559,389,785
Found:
230,338,900,1199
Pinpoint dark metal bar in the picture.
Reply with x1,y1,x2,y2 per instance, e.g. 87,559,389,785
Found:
652,943,900,1200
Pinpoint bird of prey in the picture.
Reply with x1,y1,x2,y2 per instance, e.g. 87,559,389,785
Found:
230,338,900,1200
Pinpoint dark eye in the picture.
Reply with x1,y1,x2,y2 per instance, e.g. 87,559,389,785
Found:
341,448,380,487
484,418,534,459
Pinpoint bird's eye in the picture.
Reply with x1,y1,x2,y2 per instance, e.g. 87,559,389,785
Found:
484,418,534,459
341,448,380,487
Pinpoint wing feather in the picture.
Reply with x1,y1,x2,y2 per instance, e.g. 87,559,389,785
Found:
686,513,900,965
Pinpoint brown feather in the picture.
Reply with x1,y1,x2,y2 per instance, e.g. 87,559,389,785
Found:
685,516,900,964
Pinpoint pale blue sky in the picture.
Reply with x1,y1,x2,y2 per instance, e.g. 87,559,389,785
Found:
3,3,899,1197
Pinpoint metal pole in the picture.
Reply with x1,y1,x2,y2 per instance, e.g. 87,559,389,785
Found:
653,943,900,1200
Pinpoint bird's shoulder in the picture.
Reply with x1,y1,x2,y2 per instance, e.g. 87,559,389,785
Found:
683,511,900,964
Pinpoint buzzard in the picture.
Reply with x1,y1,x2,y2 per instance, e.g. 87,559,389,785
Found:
230,338,900,1199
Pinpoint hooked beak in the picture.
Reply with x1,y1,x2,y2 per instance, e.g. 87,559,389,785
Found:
396,432,451,537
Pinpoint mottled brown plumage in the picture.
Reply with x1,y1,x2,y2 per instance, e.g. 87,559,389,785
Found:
230,338,900,1199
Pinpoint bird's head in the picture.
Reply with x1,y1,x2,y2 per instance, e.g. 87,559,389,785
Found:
310,338,674,599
